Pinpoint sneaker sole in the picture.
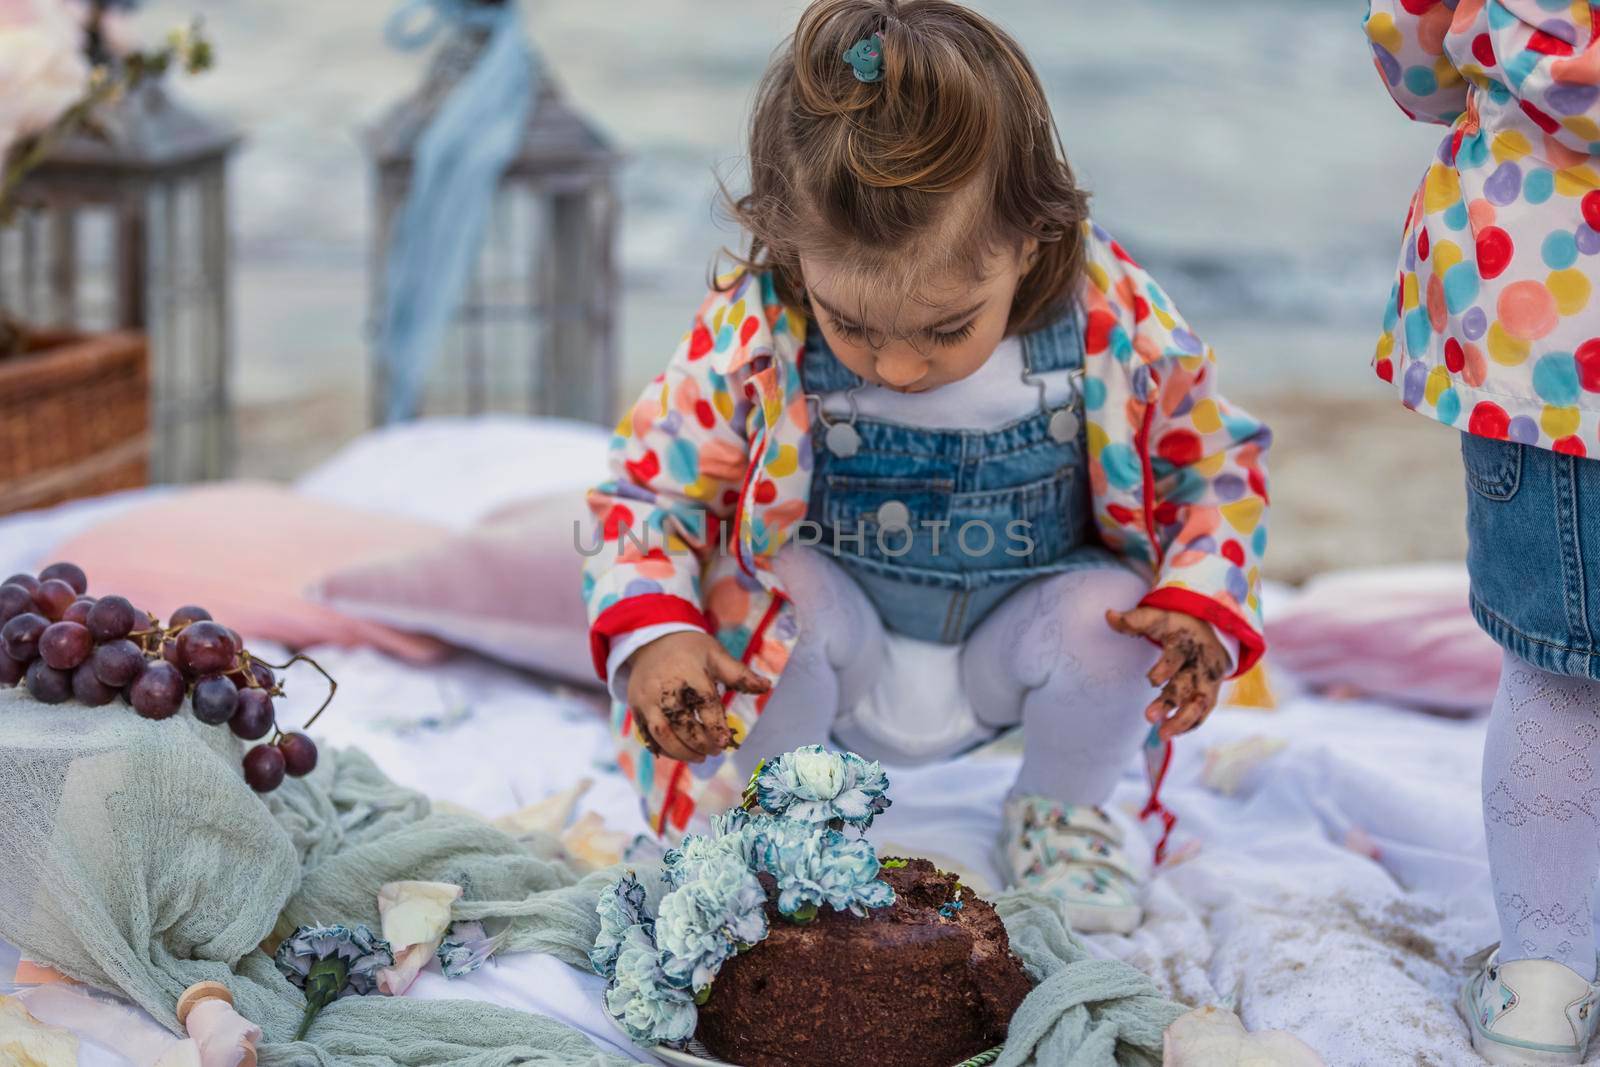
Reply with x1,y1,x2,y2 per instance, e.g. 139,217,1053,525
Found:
1458,978,1585,1066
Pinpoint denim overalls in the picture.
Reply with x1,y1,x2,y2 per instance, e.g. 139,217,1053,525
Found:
799,306,1122,644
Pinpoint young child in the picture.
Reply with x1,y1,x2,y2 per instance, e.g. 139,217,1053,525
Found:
1365,1,1600,1061
583,0,1269,934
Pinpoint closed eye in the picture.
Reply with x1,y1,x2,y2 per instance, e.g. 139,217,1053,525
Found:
828,318,869,342
930,320,977,346
826,313,975,347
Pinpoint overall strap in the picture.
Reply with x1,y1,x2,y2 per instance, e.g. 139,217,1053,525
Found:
1019,302,1085,375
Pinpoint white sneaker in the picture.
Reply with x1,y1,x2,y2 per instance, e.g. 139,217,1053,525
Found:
1459,946,1600,1065
1000,795,1144,934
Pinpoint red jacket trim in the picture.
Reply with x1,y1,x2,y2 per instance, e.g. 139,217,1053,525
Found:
589,594,712,681
1135,368,1163,572
1137,585,1265,678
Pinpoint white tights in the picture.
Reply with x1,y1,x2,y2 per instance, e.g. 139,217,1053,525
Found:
1484,650,1600,980
735,546,1161,806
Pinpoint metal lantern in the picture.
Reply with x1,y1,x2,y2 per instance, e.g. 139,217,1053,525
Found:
0,79,239,483
367,26,621,426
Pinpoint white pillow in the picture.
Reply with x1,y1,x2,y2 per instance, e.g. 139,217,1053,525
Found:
295,416,612,530
311,491,601,689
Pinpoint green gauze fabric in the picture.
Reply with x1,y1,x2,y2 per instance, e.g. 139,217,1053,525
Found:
0,688,1186,1065
0,688,632,1066
991,893,1186,1066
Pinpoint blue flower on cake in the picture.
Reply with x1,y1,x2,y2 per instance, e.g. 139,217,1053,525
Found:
746,818,895,918
606,923,697,1044
749,745,890,829
591,872,652,979
655,850,768,993
661,827,753,889
709,807,752,837
594,746,899,1047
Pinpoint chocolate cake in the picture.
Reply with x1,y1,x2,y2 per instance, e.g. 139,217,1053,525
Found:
695,858,1031,1067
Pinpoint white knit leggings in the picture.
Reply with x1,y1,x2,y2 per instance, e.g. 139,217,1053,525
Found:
734,546,1162,805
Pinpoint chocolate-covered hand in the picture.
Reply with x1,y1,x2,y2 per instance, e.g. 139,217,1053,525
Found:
623,631,770,763
1105,606,1229,741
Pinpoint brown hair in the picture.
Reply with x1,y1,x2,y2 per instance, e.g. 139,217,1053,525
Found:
719,0,1090,335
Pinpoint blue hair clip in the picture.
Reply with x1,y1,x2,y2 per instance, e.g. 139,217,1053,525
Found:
842,32,884,83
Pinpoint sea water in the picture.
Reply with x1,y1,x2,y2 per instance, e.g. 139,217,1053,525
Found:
133,0,1442,407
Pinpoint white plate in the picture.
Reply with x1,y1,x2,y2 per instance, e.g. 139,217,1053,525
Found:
602,1017,737,1066
651,1040,732,1066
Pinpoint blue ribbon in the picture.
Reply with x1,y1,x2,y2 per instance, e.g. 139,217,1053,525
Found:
384,0,501,50
377,0,538,422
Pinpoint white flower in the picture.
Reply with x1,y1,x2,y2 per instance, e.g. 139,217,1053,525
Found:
752,746,892,829
591,873,652,979
606,924,696,1045
791,748,846,798
655,852,768,994
662,829,752,889
0,0,92,165
709,808,750,837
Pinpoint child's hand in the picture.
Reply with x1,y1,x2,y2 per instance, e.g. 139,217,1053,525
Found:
623,632,771,763
1105,607,1230,741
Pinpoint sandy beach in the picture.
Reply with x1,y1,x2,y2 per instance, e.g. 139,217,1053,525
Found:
1241,391,1468,583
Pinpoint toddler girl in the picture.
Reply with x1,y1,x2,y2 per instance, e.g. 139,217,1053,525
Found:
1366,0,1600,1061
583,0,1269,934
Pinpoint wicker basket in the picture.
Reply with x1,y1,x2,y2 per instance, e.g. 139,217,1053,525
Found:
0,329,150,515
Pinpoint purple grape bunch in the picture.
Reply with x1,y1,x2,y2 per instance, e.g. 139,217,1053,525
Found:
0,562,329,793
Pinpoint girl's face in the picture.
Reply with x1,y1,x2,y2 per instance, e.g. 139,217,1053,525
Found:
799,239,1036,394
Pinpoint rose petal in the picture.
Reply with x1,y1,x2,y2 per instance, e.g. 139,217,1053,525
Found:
375,938,444,997
493,778,593,838
377,881,462,951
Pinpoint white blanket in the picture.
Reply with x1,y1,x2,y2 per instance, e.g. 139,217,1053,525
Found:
300,644,1502,1067
0,631,1510,1067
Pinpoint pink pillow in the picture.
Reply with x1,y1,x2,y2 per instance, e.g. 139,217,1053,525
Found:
1266,564,1501,714
43,482,450,662
311,491,597,687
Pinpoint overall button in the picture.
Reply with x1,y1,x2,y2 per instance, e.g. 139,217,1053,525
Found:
824,422,861,458
876,500,911,529
1048,408,1080,443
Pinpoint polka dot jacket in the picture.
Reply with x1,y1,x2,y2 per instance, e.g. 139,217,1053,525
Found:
1367,0,1600,450
581,221,1271,838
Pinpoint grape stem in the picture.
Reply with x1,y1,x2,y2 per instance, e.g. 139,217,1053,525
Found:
249,652,337,730
235,651,285,697
130,613,164,654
